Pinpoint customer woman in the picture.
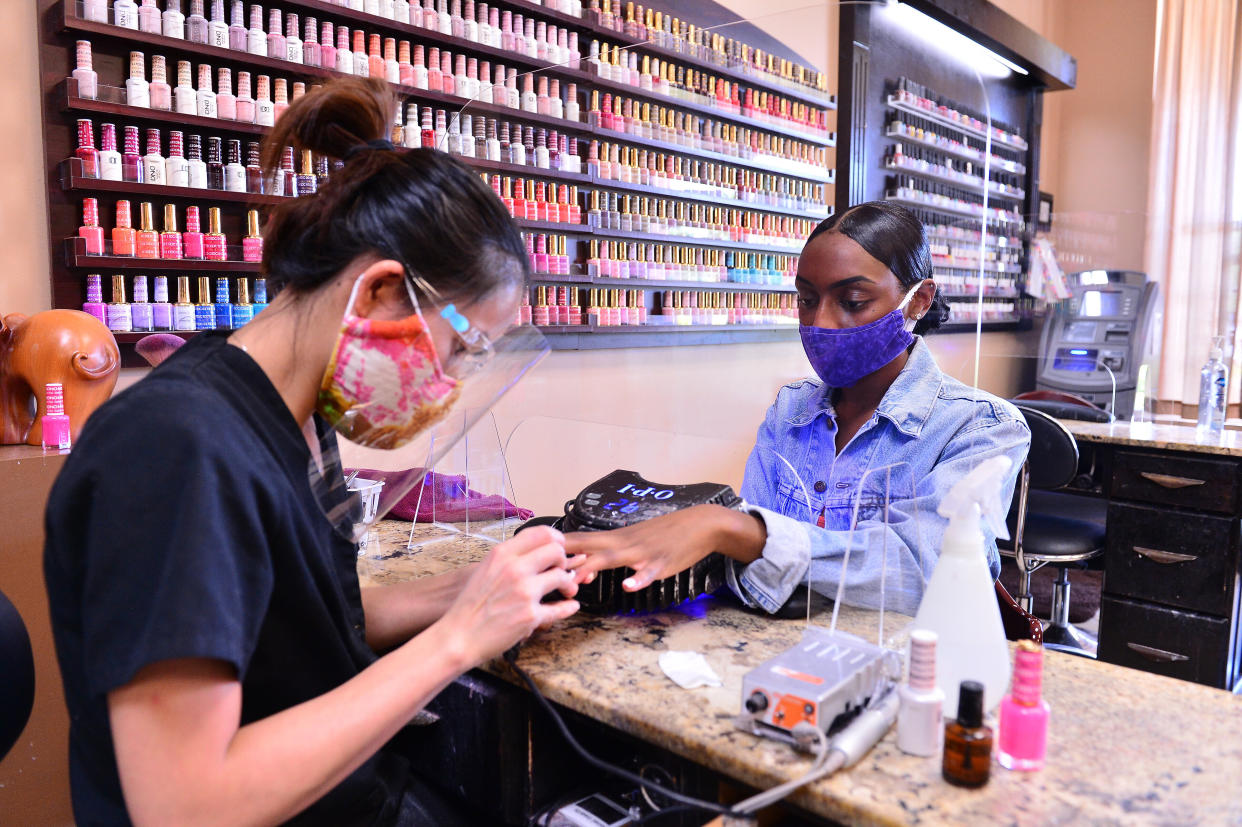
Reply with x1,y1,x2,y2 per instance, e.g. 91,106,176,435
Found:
44,77,578,825
567,202,1031,615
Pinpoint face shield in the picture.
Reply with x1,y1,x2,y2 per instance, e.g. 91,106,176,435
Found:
311,264,549,543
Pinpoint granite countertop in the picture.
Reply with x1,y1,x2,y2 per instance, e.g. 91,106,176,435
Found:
1060,419,1242,457
360,521,1242,825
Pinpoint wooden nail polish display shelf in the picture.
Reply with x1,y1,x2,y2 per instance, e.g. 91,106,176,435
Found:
39,0,839,357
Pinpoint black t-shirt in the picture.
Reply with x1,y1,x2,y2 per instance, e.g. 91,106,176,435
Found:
44,332,410,826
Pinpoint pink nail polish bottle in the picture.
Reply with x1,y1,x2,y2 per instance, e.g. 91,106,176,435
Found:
235,71,255,123
267,8,285,59
72,40,98,100
216,66,236,119
183,205,205,258
997,640,1050,771
319,21,336,70
79,198,104,255
76,119,100,178
41,383,72,450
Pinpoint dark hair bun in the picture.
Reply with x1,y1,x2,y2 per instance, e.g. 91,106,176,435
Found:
261,76,395,171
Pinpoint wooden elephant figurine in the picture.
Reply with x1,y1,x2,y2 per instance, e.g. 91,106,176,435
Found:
0,310,119,446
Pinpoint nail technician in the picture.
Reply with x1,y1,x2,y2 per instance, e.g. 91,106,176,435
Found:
569,202,1031,615
43,78,578,826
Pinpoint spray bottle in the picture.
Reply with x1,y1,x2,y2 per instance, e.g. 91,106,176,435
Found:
913,455,1013,718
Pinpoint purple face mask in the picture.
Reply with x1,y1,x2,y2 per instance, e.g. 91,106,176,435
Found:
800,285,921,388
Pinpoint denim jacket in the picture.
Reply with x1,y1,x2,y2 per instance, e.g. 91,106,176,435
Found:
726,338,1031,616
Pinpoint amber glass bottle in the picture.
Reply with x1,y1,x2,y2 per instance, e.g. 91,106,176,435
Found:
943,680,992,788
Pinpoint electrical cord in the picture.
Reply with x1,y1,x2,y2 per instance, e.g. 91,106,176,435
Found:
504,645,735,818
631,804,701,824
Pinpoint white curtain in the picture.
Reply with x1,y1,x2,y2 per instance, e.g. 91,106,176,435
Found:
1146,0,1242,411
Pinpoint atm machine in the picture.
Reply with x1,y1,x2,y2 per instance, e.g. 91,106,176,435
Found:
1036,270,1161,419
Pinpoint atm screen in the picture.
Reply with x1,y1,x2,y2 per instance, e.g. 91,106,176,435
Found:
1081,290,1123,317
1054,348,1099,372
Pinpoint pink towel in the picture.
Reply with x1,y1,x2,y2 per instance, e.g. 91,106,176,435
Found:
349,469,533,523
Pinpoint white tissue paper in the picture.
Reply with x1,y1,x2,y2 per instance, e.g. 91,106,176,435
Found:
658,651,723,689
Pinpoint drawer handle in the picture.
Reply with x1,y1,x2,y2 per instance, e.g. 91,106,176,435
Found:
1133,546,1199,564
1139,472,1206,489
1126,642,1190,663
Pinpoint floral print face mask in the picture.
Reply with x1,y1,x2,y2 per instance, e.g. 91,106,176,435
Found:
316,276,461,450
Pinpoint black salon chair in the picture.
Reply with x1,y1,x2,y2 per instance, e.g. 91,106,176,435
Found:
0,587,35,760
998,404,1107,657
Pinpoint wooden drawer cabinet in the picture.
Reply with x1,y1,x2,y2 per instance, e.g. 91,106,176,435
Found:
1097,595,1235,687
1110,450,1240,515
1104,502,1239,616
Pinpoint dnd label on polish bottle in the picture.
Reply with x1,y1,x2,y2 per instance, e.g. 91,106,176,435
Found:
195,276,216,330
943,681,992,788
82,274,106,325
173,275,196,331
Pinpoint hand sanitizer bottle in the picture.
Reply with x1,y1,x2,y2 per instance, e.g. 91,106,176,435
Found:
912,455,1013,718
1197,335,1228,441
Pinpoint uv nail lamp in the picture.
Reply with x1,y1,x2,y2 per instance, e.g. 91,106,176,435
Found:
737,627,901,742
549,470,741,613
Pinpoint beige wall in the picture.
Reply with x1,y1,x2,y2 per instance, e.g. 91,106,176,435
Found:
1,2,51,315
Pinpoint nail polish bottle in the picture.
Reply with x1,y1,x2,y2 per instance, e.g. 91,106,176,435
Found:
109,200,136,256
252,277,268,316
943,681,992,788
130,275,154,331
301,16,320,68
247,3,266,56
183,134,206,188
234,71,255,123
232,278,254,326
82,274,108,324
200,206,228,261
997,640,1050,771
195,276,216,330
75,119,101,179
266,8,285,59
196,64,217,118
79,198,105,255
72,40,98,100
173,276,196,330
41,383,72,451
273,78,289,120
277,146,296,195
113,0,138,27
255,75,274,126
319,21,336,70
135,202,159,258
152,276,173,330
335,26,353,75
245,142,264,194
213,277,233,328
173,60,196,115
142,128,165,186
352,31,369,77
382,37,399,83
135,0,160,31
897,629,945,757
160,204,183,259
491,64,506,105
210,67,234,119
296,150,317,195
181,205,204,259
243,210,263,262
107,275,133,333
394,0,410,24
126,51,150,108
284,13,303,64
141,55,170,111
227,0,245,49
186,0,208,43
163,0,186,39
166,130,189,187
206,0,227,47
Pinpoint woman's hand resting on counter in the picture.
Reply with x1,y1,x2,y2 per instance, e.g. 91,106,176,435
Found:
434,525,583,665
564,504,768,591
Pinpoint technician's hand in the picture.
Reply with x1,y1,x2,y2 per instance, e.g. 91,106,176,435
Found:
564,505,767,592
436,525,581,665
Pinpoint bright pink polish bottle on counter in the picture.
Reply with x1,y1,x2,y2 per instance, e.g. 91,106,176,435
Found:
997,640,1050,771
41,383,72,451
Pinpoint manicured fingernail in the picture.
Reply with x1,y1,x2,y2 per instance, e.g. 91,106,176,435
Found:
623,578,637,590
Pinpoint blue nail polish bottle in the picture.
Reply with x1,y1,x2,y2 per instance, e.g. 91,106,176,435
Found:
214,277,233,329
